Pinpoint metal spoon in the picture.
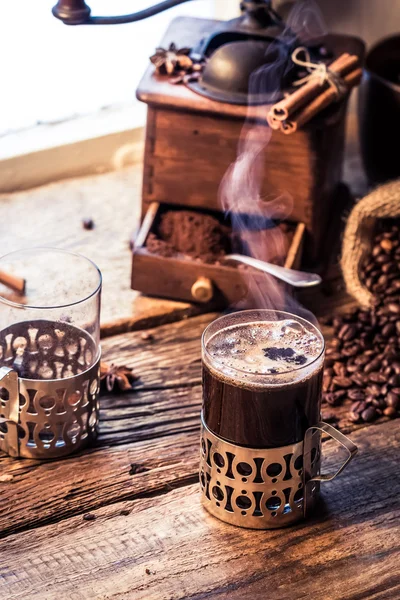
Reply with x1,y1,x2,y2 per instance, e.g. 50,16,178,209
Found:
224,254,322,288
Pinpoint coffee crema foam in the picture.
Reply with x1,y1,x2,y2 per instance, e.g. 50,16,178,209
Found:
204,319,324,388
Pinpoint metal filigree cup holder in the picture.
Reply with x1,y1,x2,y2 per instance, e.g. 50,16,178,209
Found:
200,416,357,529
0,320,101,459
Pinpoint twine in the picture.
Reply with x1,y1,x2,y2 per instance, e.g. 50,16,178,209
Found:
291,47,347,100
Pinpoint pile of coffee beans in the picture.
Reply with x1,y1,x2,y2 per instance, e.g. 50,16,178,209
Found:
323,220,400,424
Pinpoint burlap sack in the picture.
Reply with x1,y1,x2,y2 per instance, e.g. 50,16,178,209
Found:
341,179,400,309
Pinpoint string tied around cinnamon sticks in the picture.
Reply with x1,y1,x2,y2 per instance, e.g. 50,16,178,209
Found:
291,47,347,100
267,50,362,134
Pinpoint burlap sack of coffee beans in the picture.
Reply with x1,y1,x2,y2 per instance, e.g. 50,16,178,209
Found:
341,179,400,308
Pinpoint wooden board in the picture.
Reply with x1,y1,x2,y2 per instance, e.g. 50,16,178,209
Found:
0,312,390,542
0,419,399,599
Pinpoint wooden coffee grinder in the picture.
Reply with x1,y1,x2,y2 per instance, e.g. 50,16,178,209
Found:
52,0,364,306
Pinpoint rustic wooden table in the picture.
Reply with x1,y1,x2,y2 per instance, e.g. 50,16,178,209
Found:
1,75,399,599
0,310,399,600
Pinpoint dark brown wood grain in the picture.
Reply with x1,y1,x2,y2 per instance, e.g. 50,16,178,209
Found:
0,312,391,544
0,419,399,600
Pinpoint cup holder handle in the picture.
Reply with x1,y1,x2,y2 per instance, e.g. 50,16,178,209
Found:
303,421,358,517
305,421,358,483
0,367,21,457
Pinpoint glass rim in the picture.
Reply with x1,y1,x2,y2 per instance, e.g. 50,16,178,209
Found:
0,247,102,310
201,309,325,378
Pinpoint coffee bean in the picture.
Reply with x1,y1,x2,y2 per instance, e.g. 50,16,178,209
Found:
364,359,381,374
382,262,395,273
391,387,400,395
364,349,376,357
384,406,397,418
351,373,366,387
83,513,96,521
344,325,358,341
332,376,353,389
333,362,347,377
350,400,366,413
361,407,378,422
324,393,341,406
368,372,386,384
82,218,94,230
382,323,395,336
371,398,386,409
380,238,393,252
324,390,347,406
392,362,400,375
348,389,365,401
383,366,393,377
322,376,332,393
325,350,343,361
322,412,339,424
338,324,350,340
354,355,370,366
342,345,360,357
386,393,400,409
387,303,400,314
366,384,381,397
388,374,400,386
330,338,341,349
375,254,390,264
348,411,361,423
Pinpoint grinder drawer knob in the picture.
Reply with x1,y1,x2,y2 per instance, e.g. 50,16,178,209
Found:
191,277,213,303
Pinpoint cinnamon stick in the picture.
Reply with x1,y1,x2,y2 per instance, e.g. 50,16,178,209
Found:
0,270,26,295
281,67,363,135
270,53,360,121
266,112,282,130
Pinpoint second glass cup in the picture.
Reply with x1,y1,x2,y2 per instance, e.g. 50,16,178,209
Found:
0,248,102,459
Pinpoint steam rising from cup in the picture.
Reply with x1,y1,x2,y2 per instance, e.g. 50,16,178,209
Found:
218,0,327,318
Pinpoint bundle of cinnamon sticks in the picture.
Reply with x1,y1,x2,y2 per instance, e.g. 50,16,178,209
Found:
267,52,362,135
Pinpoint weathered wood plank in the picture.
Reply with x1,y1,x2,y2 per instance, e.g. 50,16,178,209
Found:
0,430,200,540
100,312,215,389
0,379,373,540
0,314,215,538
0,420,399,600
0,311,392,540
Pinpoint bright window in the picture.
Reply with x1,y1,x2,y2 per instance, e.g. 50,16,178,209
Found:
0,0,215,137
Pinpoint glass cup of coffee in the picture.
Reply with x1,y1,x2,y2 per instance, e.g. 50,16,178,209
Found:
200,309,357,529
0,248,102,459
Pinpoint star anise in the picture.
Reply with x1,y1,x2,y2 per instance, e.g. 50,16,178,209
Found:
150,43,192,75
100,361,139,393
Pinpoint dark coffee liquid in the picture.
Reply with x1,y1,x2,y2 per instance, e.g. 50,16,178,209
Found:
203,363,323,447
202,319,324,448
0,320,96,380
